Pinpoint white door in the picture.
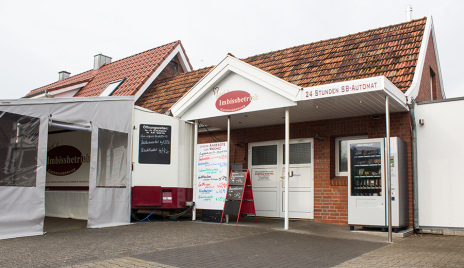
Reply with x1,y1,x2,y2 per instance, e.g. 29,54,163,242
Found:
249,139,313,219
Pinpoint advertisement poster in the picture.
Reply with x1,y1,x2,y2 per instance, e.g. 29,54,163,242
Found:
195,142,228,210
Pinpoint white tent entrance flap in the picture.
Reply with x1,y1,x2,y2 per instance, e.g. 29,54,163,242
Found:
0,97,133,239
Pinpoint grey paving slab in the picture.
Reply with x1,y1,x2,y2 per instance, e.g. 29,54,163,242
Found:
1,217,463,268
134,230,385,268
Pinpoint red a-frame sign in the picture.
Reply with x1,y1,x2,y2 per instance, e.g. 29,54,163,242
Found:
220,169,257,226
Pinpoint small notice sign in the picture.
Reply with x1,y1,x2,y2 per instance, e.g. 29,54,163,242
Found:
138,124,171,164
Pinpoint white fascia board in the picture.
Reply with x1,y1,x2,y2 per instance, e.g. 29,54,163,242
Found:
383,76,409,110
300,76,408,110
404,16,432,103
429,17,446,99
30,82,88,98
133,45,191,101
170,55,300,118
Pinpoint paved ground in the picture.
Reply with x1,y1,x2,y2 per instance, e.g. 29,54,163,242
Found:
1,216,463,267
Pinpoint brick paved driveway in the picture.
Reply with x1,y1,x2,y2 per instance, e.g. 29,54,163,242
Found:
0,218,463,267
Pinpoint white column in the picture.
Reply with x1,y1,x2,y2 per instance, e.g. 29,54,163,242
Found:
226,116,231,224
192,120,199,221
227,116,231,172
385,96,392,243
285,108,290,230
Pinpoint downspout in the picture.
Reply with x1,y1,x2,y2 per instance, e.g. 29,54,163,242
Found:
408,98,419,230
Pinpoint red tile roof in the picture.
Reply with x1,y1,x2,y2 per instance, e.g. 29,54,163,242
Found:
135,67,212,113
26,41,185,97
26,70,96,97
137,18,427,112
243,17,427,92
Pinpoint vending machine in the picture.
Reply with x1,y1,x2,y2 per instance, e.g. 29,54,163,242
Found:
348,137,408,230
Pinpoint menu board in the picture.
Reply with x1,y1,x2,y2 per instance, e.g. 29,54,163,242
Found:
138,124,171,164
195,142,228,210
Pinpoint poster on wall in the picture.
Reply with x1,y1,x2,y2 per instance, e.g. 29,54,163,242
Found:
138,124,171,164
195,142,228,210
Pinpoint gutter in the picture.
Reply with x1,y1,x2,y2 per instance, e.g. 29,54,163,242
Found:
408,98,419,230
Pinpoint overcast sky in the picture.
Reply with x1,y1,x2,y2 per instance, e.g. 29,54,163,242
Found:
1,0,463,99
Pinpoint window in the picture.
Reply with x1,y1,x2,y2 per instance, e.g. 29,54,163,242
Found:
97,128,128,187
100,79,125,96
252,145,277,166
283,142,312,164
335,136,367,176
0,111,40,187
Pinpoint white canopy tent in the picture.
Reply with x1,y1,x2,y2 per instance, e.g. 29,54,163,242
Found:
0,97,133,240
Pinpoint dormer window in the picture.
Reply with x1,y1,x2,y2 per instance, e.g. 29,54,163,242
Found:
100,79,125,96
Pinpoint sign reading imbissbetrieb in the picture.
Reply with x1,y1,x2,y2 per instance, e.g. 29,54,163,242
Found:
301,77,383,100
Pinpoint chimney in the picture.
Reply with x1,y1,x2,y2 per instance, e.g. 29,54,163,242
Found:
58,71,71,80
93,54,112,70
406,5,413,21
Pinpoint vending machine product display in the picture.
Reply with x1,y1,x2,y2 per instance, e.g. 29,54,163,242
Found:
348,137,408,230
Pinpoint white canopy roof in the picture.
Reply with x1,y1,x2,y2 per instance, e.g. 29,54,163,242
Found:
171,56,408,130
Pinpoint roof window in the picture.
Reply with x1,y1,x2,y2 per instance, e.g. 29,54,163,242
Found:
100,79,125,96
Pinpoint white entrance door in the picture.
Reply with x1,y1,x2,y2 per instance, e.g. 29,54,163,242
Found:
249,139,313,219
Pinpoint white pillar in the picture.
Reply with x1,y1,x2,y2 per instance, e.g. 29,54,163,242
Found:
192,120,199,221
227,116,231,172
385,96,392,243
285,108,290,230
226,116,231,224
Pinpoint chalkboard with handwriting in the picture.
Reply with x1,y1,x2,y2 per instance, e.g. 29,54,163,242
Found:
138,124,171,164
230,171,246,185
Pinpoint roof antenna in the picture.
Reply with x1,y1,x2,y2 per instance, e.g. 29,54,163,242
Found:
406,5,413,21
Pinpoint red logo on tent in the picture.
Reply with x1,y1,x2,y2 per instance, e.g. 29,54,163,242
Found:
47,145,86,176
215,91,252,113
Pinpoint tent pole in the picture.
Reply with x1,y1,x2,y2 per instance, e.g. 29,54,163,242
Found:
192,120,199,221
386,96,392,243
285,108,290,230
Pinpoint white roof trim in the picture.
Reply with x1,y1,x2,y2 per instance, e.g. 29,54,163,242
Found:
30,82,88,98
133,44,192,101
170,55,301,118
405,16,444,102
300,76,408,110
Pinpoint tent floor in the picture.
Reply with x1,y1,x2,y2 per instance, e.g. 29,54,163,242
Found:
44,217,87,233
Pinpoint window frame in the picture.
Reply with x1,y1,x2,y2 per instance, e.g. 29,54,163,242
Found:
335,135,367,176
100,79,125,96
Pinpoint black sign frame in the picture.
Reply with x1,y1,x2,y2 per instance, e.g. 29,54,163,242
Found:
138,124,171,164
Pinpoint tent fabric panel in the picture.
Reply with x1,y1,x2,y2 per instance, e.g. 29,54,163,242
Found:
87,100,133,229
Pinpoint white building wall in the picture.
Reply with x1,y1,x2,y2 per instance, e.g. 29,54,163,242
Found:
132,107,192,188
416,98,464,229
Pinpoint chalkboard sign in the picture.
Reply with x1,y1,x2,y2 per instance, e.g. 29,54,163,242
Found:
138,124,171,164
230,171,246,185
227,186,244,200
223,201,241,216
221,169,257,225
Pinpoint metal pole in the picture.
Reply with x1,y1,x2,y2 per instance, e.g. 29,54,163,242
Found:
192,120,199,221
386,96,392,243
285,108,290,230
226,116,231,224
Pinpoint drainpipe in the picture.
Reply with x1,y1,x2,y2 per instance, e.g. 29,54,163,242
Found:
408,99,419,230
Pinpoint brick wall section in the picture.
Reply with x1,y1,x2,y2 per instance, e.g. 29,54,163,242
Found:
152,56,184,83
415,33,444,101
198,113,413,226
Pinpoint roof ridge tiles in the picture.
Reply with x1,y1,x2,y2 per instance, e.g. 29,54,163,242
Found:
242,17,426,62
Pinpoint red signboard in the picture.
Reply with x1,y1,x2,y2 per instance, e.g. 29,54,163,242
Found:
215,90,252,112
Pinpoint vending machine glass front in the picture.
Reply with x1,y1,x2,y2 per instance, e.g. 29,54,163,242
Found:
350,142,382,197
